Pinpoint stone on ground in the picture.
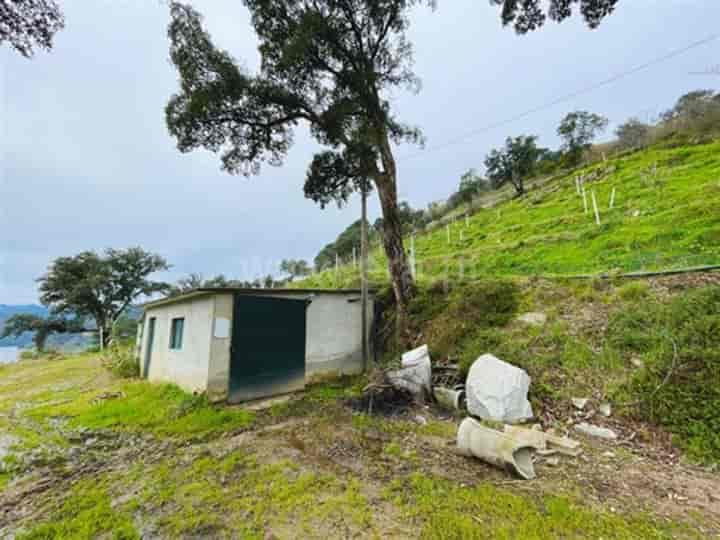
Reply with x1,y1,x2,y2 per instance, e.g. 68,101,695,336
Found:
574,422,618,440
517,312,547,326
465,354,534,424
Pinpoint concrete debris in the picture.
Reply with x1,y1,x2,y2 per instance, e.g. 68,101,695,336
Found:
599,403,612,417
503,425,547,451
545,431,582,456
574,422,618,440
517,312,547,326
433,386,466,411
465,354,534,424
571,398,589,411
387,344,432,400
457,418,536,480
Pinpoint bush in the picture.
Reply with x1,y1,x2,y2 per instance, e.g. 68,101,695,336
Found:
612,286,720,463
103,344,140,379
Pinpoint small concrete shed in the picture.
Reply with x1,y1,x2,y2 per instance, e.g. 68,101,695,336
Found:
137,288,374,403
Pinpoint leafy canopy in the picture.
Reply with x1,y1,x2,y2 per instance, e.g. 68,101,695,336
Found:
166,0,426,200
38,248,169,343
557,110,608,164
0,0,64,57
484,135,543,195
491,0,619,33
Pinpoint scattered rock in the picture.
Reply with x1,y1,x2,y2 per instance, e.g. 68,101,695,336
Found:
631,358,645,369
465,354,534,424
517,312,547,326
574,422,618,440
545,457,560,467
599,403,612,417
572,398,589,411
414,415,427,426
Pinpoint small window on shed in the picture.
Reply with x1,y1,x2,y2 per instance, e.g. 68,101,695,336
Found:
169,318,184,350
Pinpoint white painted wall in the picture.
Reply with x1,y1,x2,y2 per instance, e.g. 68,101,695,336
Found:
140,295,214,393
304,293,373,379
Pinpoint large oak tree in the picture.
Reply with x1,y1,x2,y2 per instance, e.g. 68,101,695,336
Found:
164,0,619,332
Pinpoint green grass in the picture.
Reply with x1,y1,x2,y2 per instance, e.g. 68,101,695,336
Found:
28,380,255,438
298,140,720,288
16,478,140,540
611,286,720,463
385,473,697,539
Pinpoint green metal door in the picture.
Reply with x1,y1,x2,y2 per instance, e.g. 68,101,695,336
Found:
229,295,308,403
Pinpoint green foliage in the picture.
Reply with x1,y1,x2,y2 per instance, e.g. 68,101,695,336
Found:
0,0,64,58
385,472,689,539
615,118,651,150
557,110,609,165
408,279,520,366
38,247,169,346
491,0,619,33
616,281,650,301
612,287,720,462
484,135,544,195
280,259,311,280
104,344,140,379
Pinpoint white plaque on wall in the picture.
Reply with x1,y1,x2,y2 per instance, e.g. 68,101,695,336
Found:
213,317,230,338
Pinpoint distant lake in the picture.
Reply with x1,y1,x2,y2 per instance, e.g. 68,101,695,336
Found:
0,347,20,364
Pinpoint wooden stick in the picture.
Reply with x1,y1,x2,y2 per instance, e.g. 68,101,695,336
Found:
582,188,588,214
446,224,450,244
591,190,601,225
609,187,616,209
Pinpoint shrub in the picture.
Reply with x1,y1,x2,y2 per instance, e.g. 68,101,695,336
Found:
612,286,720,463
410,279,520,367
617,281,650,301
103,344,140,378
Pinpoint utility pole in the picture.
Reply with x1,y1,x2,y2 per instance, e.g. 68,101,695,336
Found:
360,181,369,371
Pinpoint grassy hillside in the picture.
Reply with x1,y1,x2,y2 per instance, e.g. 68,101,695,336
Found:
298,140,720,288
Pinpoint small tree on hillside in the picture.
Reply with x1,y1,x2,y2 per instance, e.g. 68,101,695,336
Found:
484,135,542,196
280,259,311,280
615,118,650,150
1,0,64,58
38,248,169,348
457,169,487,205
1,314,83,352
557,111,608,166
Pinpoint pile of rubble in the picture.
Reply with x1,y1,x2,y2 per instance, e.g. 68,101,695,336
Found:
381,345,583,480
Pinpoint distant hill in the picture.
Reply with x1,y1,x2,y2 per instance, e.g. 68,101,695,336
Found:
0,304,143,351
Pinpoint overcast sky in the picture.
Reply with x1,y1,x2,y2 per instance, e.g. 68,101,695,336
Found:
1,0,718,304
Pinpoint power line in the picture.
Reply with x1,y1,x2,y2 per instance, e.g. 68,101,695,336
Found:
399,33,720,162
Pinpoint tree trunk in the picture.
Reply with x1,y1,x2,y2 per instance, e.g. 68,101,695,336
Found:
375,130,415,345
